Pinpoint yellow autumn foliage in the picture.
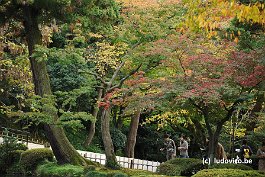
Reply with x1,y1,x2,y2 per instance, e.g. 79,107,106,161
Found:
181,0,265,35
87,41,128,76
144,110,189,130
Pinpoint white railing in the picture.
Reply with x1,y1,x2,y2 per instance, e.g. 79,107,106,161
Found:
0,134,160,172
78,150,160,172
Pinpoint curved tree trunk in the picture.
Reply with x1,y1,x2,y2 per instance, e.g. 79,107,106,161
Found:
84,88,103,147
125,109,140,158
101,107,119,169
23,7,91,166
208,132,219,164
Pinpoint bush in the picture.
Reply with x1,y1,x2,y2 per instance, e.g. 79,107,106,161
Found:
10,150,25,163
192,169,265,177
20,148,54,172
85,171,108,177
0,136,28,175
209,163,253,170
157,158,206,176
36,162,84,177
6,163,26,177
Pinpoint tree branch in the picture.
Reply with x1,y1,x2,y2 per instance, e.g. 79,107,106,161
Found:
108,61,126,87
108,64,142,92
108,41,143,87
189,98,213,136
219,97,246,125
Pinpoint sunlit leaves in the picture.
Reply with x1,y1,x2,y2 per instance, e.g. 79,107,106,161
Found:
181,0,265,37
87,41,128,76
143,110,189,130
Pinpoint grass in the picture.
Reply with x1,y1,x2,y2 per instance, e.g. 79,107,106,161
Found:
36,161,181,177
36,162,84,177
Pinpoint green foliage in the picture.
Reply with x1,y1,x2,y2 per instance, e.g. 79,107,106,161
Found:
85,171,108,177
0,135,28,175
15,95,57,126
20,148,54,172
209,163,253,170
192,169,265,177
158,158,206,176
36,161,84,177
111,128,127,150
10,149,25,163
6,163,26,177
70,0,121,33
60,111,95,129
65,127,103,153
47,47,93,92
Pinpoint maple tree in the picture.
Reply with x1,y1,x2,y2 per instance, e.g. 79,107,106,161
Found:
86,38,142,168
176,34,264,162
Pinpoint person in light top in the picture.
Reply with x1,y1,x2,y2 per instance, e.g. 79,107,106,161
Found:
178,134,189,158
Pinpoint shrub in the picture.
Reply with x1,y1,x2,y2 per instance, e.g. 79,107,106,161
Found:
0,136,28,175
36,162,84,177
209,163,253,170
192,169,265,177
10,150,25,163
85,171,108,177
157,158,206,176
84,165,96,174
20,148,54,172
6,163,26,177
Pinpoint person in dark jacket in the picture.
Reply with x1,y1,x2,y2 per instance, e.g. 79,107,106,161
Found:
240,139,253,160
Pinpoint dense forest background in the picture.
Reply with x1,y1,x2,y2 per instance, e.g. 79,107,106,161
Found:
0,0,264,169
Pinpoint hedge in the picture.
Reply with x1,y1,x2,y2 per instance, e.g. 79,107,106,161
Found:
0,142,27,175
192,169,265,177
157,158,206,176
20,148,54,171
36,162,84,177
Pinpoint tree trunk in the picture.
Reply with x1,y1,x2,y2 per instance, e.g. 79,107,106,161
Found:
23,6,91,166
125,109,140,158
208,131,219,164
101,107,119,169
84,88,103,147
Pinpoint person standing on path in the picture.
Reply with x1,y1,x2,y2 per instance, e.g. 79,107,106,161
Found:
160,134,176,161
178,134,189,158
